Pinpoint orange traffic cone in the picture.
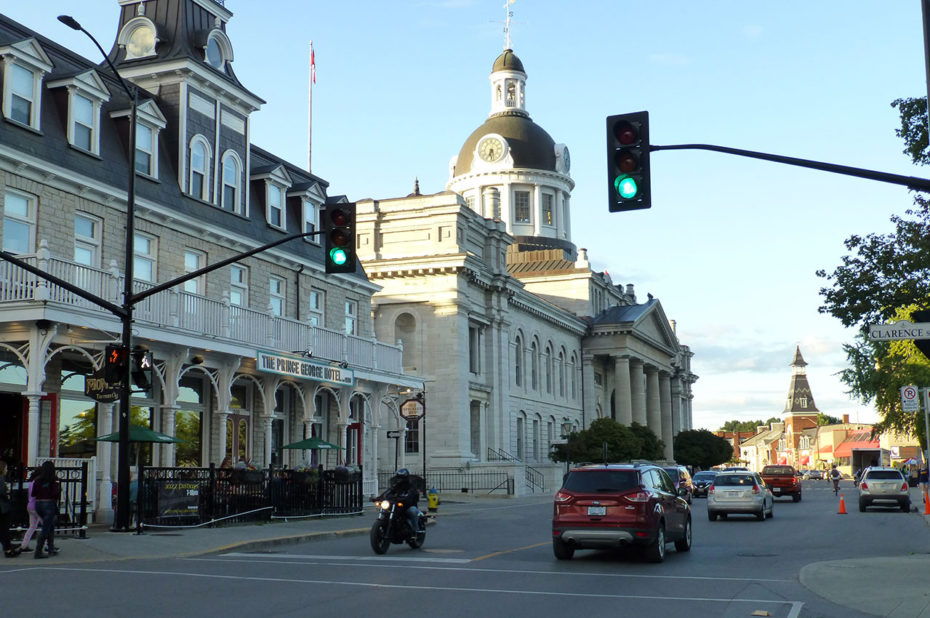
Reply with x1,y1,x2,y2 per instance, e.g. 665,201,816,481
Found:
837,493,848,514
923,492,930,516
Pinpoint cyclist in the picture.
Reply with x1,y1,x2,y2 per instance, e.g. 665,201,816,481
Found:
829,464,841,495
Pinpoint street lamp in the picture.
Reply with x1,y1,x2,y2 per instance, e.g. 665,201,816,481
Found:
59,15,137,532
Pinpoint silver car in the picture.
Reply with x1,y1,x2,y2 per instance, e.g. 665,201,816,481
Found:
707,471,774,521
858,467,910,512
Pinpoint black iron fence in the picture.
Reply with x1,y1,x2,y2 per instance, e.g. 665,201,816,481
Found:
377,468,512,496
136,464,364,528
8,462,90,539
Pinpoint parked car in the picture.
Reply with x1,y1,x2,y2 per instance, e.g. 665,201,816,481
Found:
707,470,774,521
760,465,802,502
692,470,718,498
552,463,692,563
858,467,910,512
808,469,824,481
663,465,694,504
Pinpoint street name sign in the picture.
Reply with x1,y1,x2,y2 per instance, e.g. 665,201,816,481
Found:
868,321,930,341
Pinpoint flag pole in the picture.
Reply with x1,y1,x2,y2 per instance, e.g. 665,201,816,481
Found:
308,41,314,172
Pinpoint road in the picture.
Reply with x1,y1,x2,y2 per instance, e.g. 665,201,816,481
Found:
1,480,927,617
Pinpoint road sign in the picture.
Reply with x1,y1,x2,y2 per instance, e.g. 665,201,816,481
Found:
901,385,919,412
868,321,930,341
386,430,402,439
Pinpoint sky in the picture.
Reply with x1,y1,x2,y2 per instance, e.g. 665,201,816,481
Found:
5,1,927,431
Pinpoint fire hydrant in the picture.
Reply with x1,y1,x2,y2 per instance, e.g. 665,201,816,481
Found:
427,487,439,512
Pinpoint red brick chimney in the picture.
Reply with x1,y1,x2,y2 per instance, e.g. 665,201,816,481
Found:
842,414,849,424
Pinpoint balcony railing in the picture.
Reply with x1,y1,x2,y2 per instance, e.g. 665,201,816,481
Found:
0,247,402,374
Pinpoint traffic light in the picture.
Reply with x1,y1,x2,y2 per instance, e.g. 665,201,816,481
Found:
105,344,129,384
131,347,153,391
607,111,651,212
322,202,356,274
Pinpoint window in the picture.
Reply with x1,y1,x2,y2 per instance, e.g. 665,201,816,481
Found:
48,69,109,154
545,344,552,394
570,353,577,399
1,40,52,129
514,191,530,223
135,123,154,176
112,100,166,178
133,232,157,282
2,189,36,254
230,265,248,306
307,288,323,326
530,341,538,390
8,64,37,127
558,350,566,398
74,213,102,267
516,416,525,459
345,299,358,335
542,193,554,226
404,418,419,453
469,324,481,374
267,184,284,229
532,418,540,461
302,200,319,241
118,17,157,60
269,276,285,316
470,402,481,456
72,94,93,151
221,152,241,213
183,249,206,294
189,136,211,201
514,336,523,387
465,195,475,210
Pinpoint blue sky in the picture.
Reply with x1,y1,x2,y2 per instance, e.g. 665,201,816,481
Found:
7,1,927,431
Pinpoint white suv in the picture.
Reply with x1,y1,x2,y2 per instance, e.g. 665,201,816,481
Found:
858,467,910,512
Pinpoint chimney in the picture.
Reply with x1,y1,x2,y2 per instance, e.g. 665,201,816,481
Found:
842,414,849,424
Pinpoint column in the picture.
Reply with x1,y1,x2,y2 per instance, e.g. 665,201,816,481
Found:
660,372,674,461
162,406,178,466
613,356,632,425
630,359,646,425
96,402,114,524
645,366,660,434
216,412,228,465
264,416,274,466
582,354,597,429
25,394,41,465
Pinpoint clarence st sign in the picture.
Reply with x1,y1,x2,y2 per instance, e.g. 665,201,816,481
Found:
868,321,930,341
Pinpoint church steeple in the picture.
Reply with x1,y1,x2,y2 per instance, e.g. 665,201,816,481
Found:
784,346,819,415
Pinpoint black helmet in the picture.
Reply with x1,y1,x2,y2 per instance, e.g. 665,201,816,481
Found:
396,468,410,478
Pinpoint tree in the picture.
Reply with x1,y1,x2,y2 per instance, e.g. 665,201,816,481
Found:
720,418,778,432
673,430,734,470
549,418,663,464
817,412,843,426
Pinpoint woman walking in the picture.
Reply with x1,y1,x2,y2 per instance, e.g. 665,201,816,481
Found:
0,461,21,558
19,468,41,552
31,461,61,559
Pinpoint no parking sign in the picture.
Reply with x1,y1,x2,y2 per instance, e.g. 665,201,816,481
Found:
900,385,919,412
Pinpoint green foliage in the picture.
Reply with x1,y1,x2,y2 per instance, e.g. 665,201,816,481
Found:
549,417,664,464
891,97,929,166
174,411,201,466
673,430,734,470
817,412,842,426
719,418,778,432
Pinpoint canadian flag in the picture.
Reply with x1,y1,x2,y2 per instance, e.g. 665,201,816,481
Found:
310,44,316,84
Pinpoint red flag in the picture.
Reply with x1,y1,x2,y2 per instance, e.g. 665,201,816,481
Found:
311,45,316,84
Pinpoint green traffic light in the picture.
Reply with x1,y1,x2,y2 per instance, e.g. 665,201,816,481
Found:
329,247,348,266
614,175,639,199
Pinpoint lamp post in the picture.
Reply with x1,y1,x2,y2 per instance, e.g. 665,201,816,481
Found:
58,15,137,531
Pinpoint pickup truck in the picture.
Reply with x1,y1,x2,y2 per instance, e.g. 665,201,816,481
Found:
760,465,802,502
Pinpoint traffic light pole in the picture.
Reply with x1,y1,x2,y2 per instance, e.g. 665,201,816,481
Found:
650,143,930,192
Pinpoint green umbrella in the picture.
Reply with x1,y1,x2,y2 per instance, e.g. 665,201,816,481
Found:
282,436,344,450
94,425,185,444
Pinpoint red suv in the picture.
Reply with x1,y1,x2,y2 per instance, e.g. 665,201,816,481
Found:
552,463,692,562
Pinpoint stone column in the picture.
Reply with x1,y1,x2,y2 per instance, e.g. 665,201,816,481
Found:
646,366,660,435
613,356,632,425
582,354,597,429
660,372,673,461
630,359,646,425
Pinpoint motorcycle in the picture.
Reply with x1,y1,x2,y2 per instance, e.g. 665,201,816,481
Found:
370,496,427,554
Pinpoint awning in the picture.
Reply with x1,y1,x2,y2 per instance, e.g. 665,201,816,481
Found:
834,440,879,459
800,455,810,465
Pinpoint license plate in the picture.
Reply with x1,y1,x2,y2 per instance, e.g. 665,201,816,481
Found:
773,488,781,494
587,506,606,516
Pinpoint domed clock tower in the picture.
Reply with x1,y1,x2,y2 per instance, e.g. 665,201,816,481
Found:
447,49,575,256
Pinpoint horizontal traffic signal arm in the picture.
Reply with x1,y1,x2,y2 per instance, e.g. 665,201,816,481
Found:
651,143,930,192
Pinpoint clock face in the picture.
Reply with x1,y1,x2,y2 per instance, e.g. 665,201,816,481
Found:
562,147,571,172
478,136,505,162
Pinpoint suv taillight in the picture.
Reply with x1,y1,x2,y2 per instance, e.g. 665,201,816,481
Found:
554,490,574,503
752,484,761,494
860,482,868,490
624,490,651,503
901,482,909,491
708,486,715,495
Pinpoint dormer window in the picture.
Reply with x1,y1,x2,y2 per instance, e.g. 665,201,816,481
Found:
118,17,157,60
254,165,292,230
267,184,283,228
202,30,234,71
189,135,212,201
1,38,53,130
49,70,110,155
111,99,167,178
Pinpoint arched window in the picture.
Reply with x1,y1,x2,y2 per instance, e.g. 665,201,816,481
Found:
514,335,523,387
545,343,553,395
189,136,211,201
221,151,242,213
558,349,566,398
394,312,417,370
530,341,539,391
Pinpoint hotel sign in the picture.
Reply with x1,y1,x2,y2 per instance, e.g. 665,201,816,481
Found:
868,321,930,341
256,351,354,386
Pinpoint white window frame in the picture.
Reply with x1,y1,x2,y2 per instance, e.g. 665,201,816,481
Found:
133,232,157,283
111,100,166,178
542,193,554,226
266,183,285,230
514,190,531,223
183,249,206,295
269,275,285,316
135,123,155,177
2,189,36,255
188,135,212,201
49,70,110,155
1,40,52,130
117,17,158,60
302,199,320,243
307,288,324,326
74,212,102,268
221,151,242,214
345,299,358,336
230,265,248,307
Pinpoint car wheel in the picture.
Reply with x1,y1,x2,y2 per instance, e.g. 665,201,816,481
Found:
767,504,774,519
859,499,867,512
552,537,574,560
792,494,800,503
901,500,911,513
707,510,716,521
643,522,666,563
675,518,692,553
756,507,765,521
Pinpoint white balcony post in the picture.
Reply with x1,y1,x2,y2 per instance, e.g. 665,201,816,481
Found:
34,240,50,301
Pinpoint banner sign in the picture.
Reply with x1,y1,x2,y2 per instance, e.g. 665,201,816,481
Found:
156,480,200,519
256,350,354,386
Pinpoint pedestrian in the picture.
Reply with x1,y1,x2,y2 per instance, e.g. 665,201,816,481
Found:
18,468,41,552
31,460,61,559
0,461,21,558
919,461,929,504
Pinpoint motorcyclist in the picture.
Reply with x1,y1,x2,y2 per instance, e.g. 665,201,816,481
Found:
381,468,421,540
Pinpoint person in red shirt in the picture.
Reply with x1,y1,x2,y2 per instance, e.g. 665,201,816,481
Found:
31,461,61,559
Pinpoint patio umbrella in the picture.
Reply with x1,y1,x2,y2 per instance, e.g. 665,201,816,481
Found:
94,425,185,444
904,458,919,465
282,436,344,450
